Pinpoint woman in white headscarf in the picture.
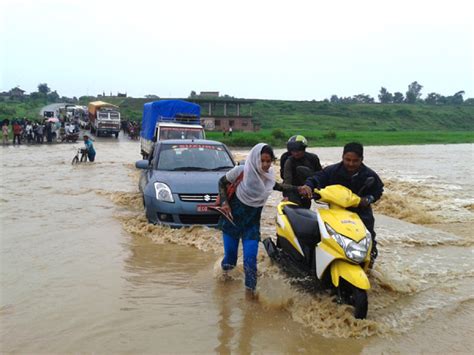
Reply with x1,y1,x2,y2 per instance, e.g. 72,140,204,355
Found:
218,143,310,295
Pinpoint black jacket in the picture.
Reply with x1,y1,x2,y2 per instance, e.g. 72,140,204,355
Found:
280,151,321,179
305,161,384,228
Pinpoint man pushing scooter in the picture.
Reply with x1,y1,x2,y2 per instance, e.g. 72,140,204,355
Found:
303,142,384,267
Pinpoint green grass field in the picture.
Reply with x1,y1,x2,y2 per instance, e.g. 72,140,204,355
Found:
207,129,474,148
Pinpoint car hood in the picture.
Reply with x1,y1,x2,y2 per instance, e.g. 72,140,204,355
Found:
150,170,228,193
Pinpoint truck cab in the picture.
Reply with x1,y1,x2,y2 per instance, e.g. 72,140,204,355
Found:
140,100,205,159
88,101,121,138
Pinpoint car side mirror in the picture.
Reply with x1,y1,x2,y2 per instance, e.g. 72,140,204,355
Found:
135,160,150,169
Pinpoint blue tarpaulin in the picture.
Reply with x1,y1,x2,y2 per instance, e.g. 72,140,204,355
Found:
140,100,201,140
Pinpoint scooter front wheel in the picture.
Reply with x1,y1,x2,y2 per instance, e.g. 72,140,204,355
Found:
350,285,368,319
71,156,79,165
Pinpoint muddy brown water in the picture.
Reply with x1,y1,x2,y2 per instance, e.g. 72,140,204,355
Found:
1,138,473,353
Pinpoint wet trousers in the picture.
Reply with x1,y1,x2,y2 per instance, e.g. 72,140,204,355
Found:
13,134,21,144
221,233,259,291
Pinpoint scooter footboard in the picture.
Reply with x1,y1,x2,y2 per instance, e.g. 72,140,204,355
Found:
330,260,370,290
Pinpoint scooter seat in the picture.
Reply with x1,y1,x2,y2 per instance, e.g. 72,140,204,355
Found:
283,205,320,245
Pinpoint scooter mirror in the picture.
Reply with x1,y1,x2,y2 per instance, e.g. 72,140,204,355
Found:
358,177,375,195
365,177,375,186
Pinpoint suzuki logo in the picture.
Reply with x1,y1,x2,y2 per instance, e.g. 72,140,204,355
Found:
204,194,211,202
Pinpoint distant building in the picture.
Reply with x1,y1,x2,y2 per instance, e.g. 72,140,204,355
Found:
9,87,26,99
187,97,259,132
199,91,219,97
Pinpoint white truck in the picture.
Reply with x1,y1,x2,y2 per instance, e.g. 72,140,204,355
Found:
140,100,205,159
88,101,121,138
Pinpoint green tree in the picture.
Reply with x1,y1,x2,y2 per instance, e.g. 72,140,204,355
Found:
38,83,51,95
330,95,339,103
393,92,404,103
405,81,423,104
425,92,442,104
353,94,374,103
378,87,393,103
451,90,465,105
47,90,60,103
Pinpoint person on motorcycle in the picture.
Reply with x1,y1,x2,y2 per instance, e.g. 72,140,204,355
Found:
304,142,384,267
281,135,322,209
218,143,309,297
83,135,96,162
67,123,76,134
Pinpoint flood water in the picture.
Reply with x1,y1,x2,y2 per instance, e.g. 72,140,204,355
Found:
1,137,473,353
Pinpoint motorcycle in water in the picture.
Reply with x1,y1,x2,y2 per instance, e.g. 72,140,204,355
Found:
61,131,79,143
262,182,374,319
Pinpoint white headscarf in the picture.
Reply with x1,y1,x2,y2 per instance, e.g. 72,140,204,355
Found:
236,143,276,207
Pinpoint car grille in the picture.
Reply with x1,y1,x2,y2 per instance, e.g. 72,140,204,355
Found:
179,214,220,225
179,193,218,203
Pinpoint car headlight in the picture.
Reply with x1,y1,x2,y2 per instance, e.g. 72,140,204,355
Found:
154,182,174,202
325,223,370,263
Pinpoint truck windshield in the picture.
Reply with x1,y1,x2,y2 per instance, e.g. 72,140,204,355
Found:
98,111,120,120
109,112,120,119
159,127,204,140
157,144,234,171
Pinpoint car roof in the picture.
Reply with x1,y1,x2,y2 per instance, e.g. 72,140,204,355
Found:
158,139,224,146
159,122,203,128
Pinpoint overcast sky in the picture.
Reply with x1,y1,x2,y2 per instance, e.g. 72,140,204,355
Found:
1,0,473,100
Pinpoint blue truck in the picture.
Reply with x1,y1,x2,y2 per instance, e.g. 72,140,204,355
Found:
140,100,205,159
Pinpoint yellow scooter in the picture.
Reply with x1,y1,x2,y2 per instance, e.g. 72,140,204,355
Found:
263,184,373,319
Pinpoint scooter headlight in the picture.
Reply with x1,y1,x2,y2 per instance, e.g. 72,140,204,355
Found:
154,182,174,202
345,237,370,263
325,223,370,263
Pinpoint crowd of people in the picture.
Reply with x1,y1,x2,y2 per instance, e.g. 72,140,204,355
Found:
1,118,80,145
121,120,140,140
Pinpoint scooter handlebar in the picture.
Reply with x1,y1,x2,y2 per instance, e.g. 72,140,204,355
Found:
312,188,321,200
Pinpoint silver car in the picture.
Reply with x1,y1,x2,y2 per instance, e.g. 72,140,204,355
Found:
136,139,236,227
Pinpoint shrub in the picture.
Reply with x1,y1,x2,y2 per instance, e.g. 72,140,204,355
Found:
395,108,412,117
271,128,285,140
322,131,337,139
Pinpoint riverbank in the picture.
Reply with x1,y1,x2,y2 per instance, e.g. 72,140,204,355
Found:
207,129,474,148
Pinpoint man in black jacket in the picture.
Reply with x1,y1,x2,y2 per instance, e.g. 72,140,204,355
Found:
281,135,322,208
304,142,384,266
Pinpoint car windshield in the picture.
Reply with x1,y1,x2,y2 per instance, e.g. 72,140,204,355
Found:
157,144,234,171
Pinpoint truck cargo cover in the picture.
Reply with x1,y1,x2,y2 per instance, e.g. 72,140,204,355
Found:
141,100,201,140
88,101,119,115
